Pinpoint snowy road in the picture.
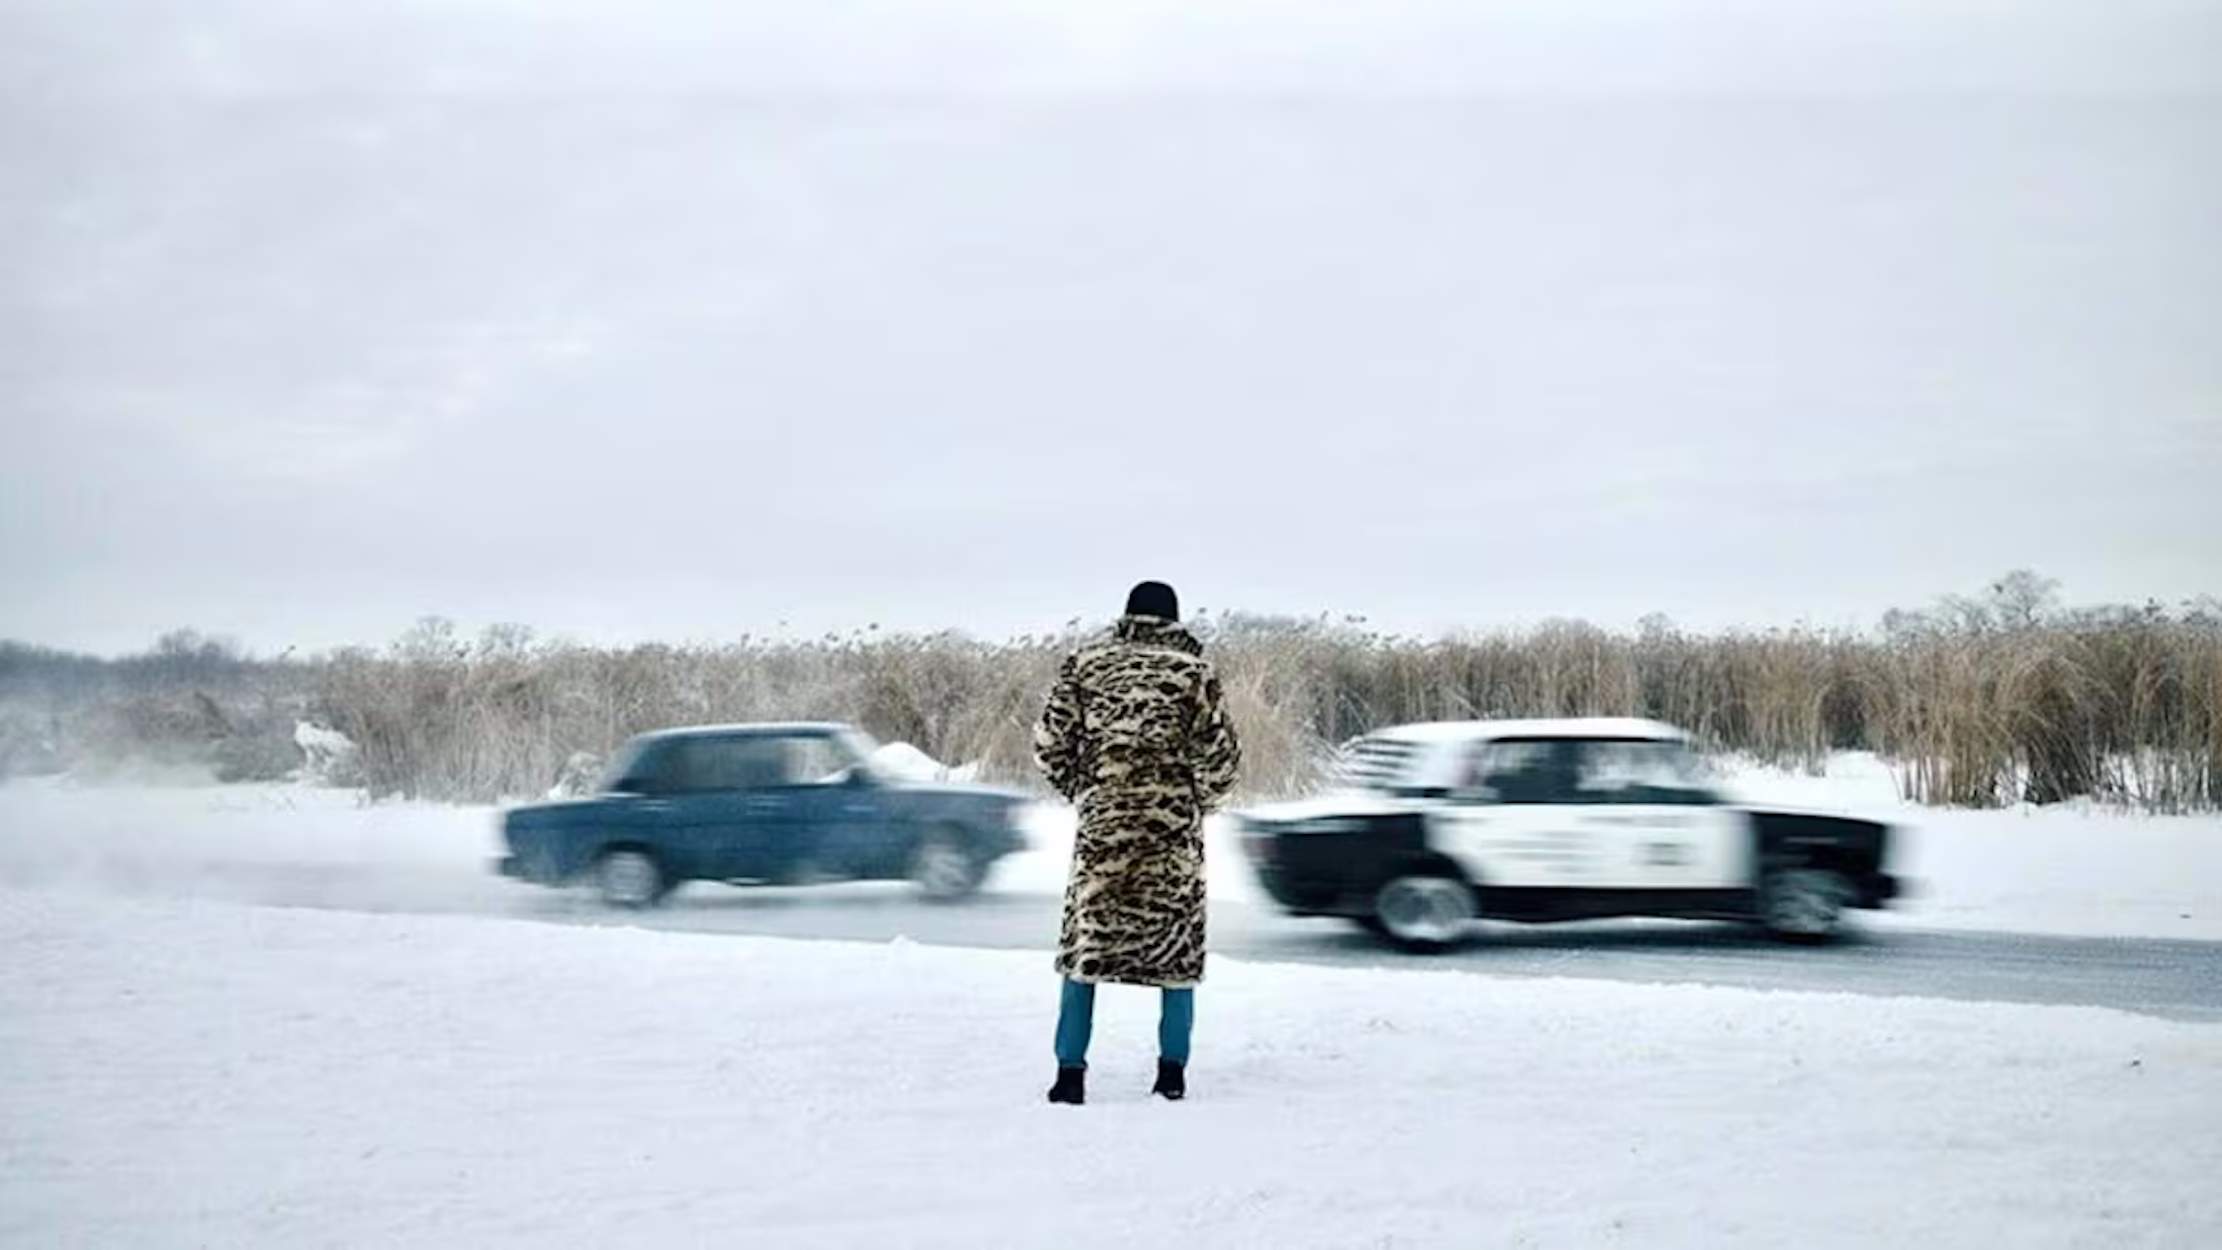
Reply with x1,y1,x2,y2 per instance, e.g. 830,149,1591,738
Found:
505,885,2222,1023
7,777,2218,1022
71,859,2222,1022
569,886,2222,1023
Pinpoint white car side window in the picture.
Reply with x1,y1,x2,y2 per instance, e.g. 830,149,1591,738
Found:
1466,741,1564,804
1572,741,1713,805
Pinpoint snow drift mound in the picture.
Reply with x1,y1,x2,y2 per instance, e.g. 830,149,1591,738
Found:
870,741,951,782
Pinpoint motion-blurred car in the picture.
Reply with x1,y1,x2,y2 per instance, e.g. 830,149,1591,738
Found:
1235,718,1897,948
496,722,1028,906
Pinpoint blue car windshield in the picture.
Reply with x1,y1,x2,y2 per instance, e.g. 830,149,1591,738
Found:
598,740,650,793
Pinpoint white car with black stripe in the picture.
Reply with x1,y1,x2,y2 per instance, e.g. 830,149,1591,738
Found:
1235,719,1898,949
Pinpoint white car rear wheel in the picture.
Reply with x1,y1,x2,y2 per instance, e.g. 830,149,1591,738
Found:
1372,875,1475,951
1760,868,1851,941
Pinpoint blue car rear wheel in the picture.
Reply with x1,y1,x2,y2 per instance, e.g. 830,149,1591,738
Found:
595,848,669,908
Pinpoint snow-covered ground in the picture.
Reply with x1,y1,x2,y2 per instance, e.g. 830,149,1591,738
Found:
1,888,2215,1249
1,764,2216,1245
0,778,492,891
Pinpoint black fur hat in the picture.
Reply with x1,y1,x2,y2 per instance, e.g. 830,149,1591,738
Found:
1124,580,1180,622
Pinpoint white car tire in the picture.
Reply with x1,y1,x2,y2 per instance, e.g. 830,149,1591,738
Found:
1759,868,1852,941
1372,875,1476,952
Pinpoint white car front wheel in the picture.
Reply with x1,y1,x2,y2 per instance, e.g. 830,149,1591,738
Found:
1372,875,1476,951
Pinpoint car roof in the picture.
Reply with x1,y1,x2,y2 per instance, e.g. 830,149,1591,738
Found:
635,721,853,741
1365,718,1690,745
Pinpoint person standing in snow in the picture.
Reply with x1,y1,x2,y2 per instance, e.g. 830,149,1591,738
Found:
1033,581,1241,1105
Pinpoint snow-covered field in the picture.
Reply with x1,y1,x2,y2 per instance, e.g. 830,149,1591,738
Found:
0,755,2218,940
3,887,2216,1250
1,765,2217,1246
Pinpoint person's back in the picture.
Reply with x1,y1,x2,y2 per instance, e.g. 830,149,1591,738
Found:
1033,581,1240,1105
1044,614,1231,798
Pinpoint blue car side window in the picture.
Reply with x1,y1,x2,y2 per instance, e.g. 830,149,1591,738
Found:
676,738,785,792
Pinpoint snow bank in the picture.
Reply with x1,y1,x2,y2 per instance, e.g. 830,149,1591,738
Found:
1,890,2214,1250
545,750,603,799
865,742,985,784
1715,749,1908,813
290,721,358,786
869,740,951,782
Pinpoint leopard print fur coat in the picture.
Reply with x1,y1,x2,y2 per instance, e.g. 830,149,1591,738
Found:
1033,615,1241,988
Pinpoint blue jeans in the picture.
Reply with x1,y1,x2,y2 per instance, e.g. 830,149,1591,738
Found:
1054,978,1193,1069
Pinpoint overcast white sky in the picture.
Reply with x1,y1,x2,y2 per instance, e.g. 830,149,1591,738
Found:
4,1,2218,654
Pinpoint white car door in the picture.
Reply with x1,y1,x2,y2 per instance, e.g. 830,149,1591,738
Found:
1430,739,1598,888
1563,740,1749,890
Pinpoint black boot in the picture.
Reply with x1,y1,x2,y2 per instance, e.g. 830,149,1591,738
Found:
1152,1059,1186,1101
1047,1066,1086,1105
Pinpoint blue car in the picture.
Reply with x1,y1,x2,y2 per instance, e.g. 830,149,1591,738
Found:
496,722,1029,906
